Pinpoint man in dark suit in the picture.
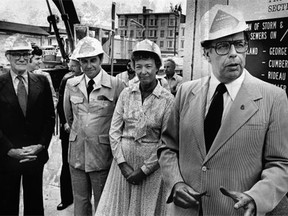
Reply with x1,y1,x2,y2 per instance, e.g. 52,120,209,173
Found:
56,56,82,211
0,34,55,215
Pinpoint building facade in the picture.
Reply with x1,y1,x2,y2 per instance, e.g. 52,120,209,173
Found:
117,6,186,57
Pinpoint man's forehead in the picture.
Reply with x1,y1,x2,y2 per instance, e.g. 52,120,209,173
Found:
212,32,245,43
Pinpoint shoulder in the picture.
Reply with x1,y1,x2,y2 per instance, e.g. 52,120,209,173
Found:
245,72,285,96
66,74,83,86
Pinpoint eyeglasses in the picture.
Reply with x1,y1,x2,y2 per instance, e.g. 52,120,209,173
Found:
9,52,31,60
210,40,248,56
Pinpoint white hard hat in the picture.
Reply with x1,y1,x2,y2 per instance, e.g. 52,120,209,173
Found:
199,4,248,45
4,34,32,51
69,49,79,62
132,39,162,66
73,36,104,59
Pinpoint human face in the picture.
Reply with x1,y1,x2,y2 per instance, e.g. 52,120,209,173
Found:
134,58,157,86
30,54,43,70
164,61,175,78
79,56,102,79
69,60,81,75
206,32,246,84
6,51,31,75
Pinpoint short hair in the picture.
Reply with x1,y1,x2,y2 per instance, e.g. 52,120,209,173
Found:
165,59,176,69
131,51,162,69
31,46,43,56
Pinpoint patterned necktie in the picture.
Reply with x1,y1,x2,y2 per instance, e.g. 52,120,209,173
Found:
87,79,95,98
204,83,227,153
17,75,28,116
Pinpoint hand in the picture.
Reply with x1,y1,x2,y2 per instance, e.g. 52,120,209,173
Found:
118,162,134,179
7,148,37,163
64,123,70,133
172,182,206,209
220,186,256,216
127,168,146,185
22,144,44,155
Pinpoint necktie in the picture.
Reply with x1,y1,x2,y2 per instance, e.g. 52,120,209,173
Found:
17,75,28,116
87,79,95,98
204,83,227,153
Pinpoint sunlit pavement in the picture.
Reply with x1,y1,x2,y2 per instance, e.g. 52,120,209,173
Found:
18,135,288,216
20,135,74,216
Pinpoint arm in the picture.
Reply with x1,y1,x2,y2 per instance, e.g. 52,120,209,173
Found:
140,96,174,176
57,77,69,124
109,89,126,164
245,90,288,215
63,81,73,127
41,71,58,108
37,75,56,150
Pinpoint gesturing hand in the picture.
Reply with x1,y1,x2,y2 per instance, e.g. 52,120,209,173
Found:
220,186,256,216
172,182,206,209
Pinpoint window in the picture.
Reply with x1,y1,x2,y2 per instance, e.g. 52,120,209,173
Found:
124,30,127,37
160,41,164,48
160,30,165,38
120,19,125,26
181,28,185,36
150,19,154,26
167,41,173,48
169,18,175,26
137,30,142,37
130,30,134,38
149,30,157,37
169,30,174,37
181,40,184,48
161,19,165,26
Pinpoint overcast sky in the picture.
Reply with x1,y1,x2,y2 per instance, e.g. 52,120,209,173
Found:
0,0,186,28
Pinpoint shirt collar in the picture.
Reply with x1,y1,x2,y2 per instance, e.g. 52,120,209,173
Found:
132,80,162,98
10,70,28,83
164,73,177,80
85,69,102,86
209,69,246,101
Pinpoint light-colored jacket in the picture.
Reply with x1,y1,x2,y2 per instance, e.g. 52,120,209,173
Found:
64,69,125,172
158,70,288,216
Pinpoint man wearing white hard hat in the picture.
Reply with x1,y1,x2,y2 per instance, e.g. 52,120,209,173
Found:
63,36,125,215
0,34,55,215
56,53,82,211
158,4,288,216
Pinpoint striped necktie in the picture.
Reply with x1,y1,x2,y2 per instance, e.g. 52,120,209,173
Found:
17,75,28,116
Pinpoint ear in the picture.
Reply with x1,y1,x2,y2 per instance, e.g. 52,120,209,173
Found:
203,49,211,62
5,53,10,61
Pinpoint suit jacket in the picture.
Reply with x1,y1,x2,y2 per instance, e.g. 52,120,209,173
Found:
158,70,288,216
64,69,125,172
0,71,55,172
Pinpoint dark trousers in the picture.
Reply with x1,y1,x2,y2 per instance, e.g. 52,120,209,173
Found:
60,131,73,204
0,162,44,216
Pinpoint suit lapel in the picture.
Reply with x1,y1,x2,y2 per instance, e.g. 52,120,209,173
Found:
204,73,262,163
188,77,209,159
27,72,41,112
0,72,19,109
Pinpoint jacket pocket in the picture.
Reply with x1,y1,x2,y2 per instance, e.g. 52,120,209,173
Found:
70,96,83,104
98,134,110,145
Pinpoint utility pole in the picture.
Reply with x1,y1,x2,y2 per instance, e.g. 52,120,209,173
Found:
171,4,182,56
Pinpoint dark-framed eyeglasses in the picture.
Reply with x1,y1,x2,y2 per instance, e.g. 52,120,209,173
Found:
210,40,248,56
8,52,31,60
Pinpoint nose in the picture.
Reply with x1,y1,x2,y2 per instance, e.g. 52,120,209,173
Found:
228,44,237,57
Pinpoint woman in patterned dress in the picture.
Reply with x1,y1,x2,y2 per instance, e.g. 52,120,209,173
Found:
95,39,174,216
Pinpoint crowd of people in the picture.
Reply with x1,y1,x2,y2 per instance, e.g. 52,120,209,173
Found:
0,4,288,216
